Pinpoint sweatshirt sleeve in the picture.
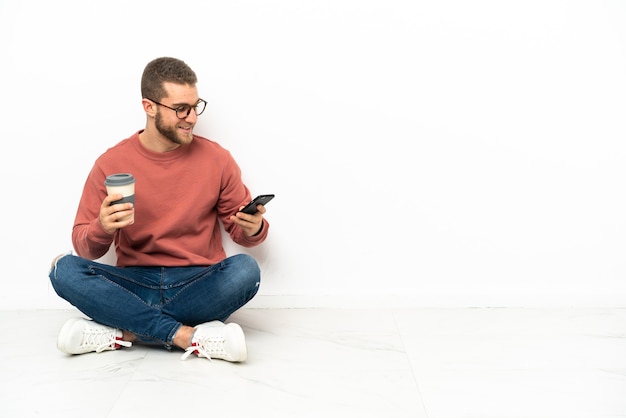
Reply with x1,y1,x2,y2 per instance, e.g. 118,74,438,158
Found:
227,217,270,247
217,153,270,248
71,164,116,259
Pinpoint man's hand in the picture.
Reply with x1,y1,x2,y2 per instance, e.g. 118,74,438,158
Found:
230,204,266,237
100,194,135,234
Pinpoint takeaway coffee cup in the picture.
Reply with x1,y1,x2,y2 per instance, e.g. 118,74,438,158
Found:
105,173,135,222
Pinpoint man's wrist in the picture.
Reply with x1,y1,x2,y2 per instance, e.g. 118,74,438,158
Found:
252,221,264,236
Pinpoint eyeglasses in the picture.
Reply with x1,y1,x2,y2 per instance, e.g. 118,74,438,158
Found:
146,97,207,119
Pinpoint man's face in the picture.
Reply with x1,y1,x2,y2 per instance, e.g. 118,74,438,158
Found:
155,82,200,146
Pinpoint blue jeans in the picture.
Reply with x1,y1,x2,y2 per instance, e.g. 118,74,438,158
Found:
49,253,260,347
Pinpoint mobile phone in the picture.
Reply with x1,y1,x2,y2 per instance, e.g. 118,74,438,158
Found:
240,194,275,214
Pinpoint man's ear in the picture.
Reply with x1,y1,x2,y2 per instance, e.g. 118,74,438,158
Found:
142,98,157,116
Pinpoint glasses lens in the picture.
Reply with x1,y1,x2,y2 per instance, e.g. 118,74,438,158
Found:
175,105,191,119
195,100,206,116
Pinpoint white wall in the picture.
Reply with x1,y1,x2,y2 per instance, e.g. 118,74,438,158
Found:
1,0,625,309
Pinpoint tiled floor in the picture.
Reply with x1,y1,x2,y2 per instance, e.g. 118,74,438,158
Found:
2,307,625,417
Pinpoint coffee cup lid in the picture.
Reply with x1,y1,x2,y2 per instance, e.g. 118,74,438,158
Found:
105,173,135,186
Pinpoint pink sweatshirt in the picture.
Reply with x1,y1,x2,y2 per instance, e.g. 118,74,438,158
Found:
72,131,269,267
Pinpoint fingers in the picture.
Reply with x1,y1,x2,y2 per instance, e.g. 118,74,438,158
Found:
100,194,134,233
230,206,265,236
236,204,267,217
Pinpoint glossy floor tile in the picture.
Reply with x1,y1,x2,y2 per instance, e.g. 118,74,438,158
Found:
1,308,624,418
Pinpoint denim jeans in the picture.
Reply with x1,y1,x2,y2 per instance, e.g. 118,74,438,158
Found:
49,253,261,347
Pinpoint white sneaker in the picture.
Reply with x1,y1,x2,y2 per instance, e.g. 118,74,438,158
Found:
57,317,132,354
181,321,247,362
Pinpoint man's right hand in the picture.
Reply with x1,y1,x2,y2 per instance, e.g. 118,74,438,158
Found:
100,194,135,234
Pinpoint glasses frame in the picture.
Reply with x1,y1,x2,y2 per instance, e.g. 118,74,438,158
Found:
146,97,207,119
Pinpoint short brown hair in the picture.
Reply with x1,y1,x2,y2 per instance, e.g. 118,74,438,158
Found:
141,57,197,101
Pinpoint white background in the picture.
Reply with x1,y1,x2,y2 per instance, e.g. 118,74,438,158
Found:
1,0,625,309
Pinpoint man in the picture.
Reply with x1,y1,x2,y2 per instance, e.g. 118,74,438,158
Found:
49,57,270,362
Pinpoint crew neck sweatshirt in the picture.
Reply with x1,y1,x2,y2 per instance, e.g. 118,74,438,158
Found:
72,131,268,267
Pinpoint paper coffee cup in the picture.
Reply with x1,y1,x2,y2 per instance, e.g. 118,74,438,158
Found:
105,173,135,203
105,173,135,222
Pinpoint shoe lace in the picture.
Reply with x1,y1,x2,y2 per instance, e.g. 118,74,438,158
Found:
180,335,226,361
82,326,132,353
